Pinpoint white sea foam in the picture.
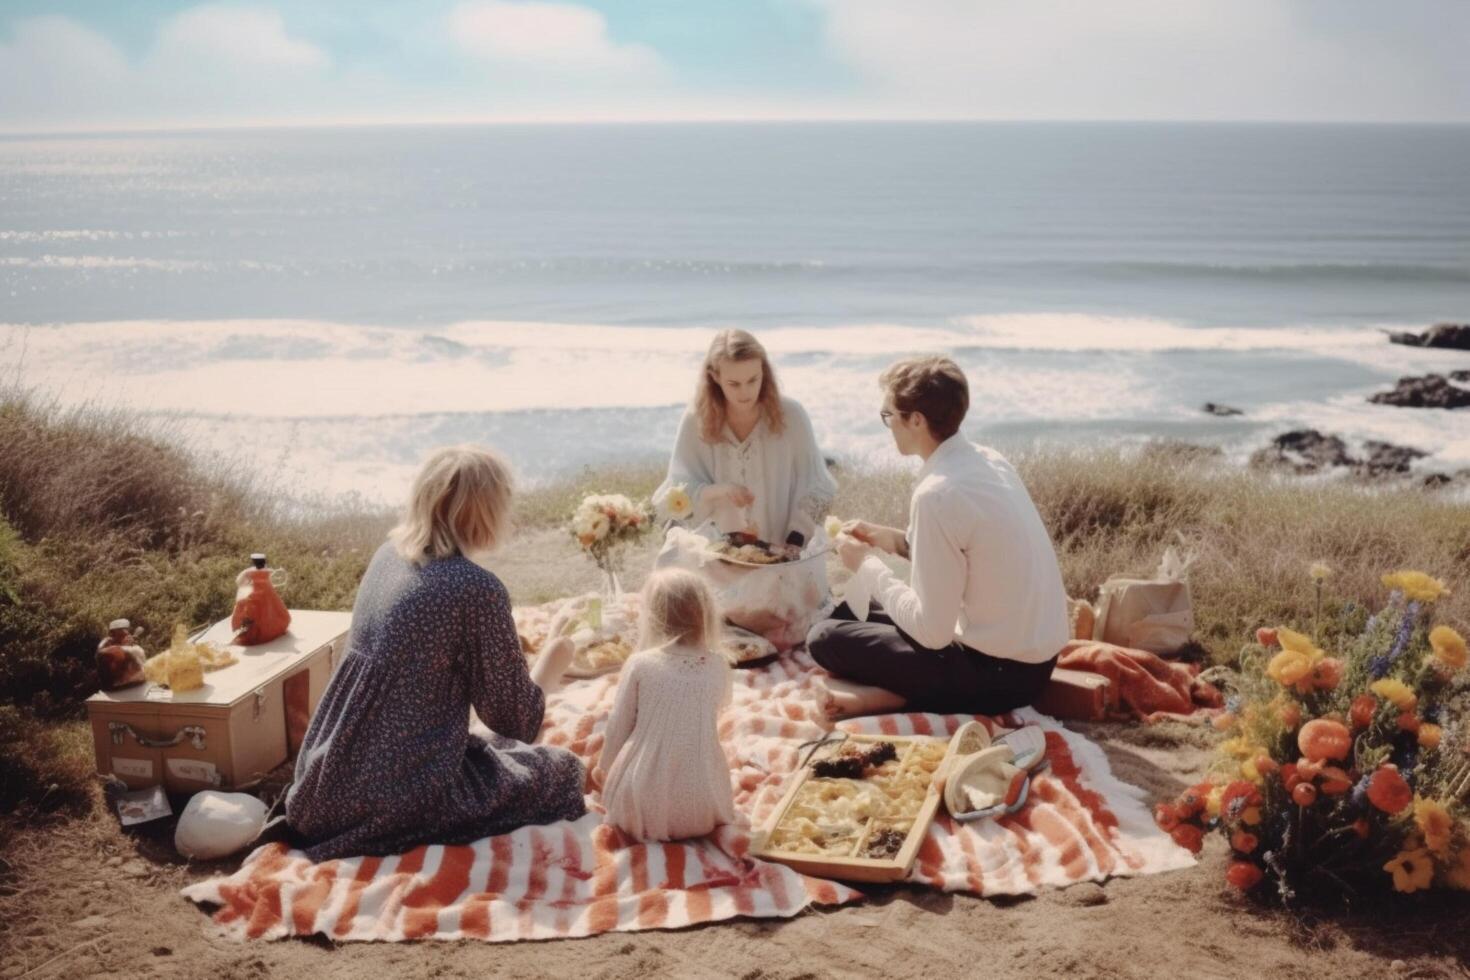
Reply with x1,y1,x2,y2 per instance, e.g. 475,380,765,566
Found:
4,315,1464,505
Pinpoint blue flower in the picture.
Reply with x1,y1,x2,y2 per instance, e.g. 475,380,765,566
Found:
1369,656,1391,679
1351,775,1370,808
1363,614,1379,634
1388,612,1415,663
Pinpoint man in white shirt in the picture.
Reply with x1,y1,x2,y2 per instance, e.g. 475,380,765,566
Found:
807,356,1069,717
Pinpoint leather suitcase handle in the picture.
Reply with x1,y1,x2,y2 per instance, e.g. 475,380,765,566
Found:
109,721,207,750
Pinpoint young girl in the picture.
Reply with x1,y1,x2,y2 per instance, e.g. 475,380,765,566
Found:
597,568,736,841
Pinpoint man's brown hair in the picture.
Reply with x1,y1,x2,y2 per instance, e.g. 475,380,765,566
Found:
879,356,969,441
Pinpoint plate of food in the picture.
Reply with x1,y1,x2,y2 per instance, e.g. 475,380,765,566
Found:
708,530,834,568
722,625,780,669
514,593,640,678
752,733,949,882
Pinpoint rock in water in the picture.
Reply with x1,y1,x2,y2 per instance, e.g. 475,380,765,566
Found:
1202,402,1244,417
1360,440,1429,475
1250,429,1355,473
1386,323,1470,350
1368,374,1470,409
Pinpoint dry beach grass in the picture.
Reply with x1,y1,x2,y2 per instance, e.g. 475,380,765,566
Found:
2,389,1470,977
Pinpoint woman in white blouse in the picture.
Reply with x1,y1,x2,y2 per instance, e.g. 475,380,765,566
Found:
655,329,836,548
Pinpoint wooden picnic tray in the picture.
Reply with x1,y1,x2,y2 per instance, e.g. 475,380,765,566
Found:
751,732,955,883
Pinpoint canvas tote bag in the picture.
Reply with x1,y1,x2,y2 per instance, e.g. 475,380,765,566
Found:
1091,545,1194,654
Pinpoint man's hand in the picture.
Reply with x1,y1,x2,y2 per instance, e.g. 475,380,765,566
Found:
842,520,905,556
837,533,873,572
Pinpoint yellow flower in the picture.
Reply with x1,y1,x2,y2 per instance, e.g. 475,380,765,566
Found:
1381,570,1451,604
1419,723,1443,750
1206,785,1224,819
1370,678,1418,712
1430,625,1468,672
824,515,844,540
1219,737,1262,759
1414,797,1455,856
1445,848,1470,891
663,486,693,521
1309,562,1332,581
1267,649,1315,687
1384,846,1435,893
1277,627,1318,655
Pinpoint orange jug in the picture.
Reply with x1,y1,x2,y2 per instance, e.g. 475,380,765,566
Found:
231,553,291,645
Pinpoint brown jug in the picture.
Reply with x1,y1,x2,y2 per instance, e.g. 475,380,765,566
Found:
96,619,147,690
231,553,291,645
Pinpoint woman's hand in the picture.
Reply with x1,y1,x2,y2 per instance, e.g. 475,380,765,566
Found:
842,520,905,556
530,635,575,694
706,483,755,509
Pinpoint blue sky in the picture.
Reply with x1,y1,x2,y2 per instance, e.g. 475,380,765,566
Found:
0,1,1466,131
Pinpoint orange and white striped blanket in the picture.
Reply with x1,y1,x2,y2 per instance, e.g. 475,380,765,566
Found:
182,650,1193,942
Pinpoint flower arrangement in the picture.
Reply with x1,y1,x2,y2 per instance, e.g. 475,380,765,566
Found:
1156,566,1470,905
570,493,654,595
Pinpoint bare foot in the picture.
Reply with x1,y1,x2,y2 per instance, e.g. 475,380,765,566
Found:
824,677,907,719
531,637,575,694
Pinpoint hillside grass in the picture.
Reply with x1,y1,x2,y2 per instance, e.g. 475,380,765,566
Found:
2,388,1467,830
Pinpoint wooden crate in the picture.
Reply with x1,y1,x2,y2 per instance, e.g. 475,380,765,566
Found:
751,733,953,883
85,610,351,793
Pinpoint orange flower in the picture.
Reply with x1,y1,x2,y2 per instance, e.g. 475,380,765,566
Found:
1154,803,1180,832
1277,701,1302,730
1309,657,1343,691
1226,861,1264,890
1367,766,1413,814
1430,625,1467,671
1256,627,1279,647
1171,823,1204,854
1292,782,1318,806
1318,766,1353,796
1398,712,1422,735
1349,694,1377,729
1231,830,1259,854
1419,723,1443,750
1298,719,1351,762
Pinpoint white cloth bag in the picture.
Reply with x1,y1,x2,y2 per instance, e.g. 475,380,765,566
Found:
1091,545,1195,654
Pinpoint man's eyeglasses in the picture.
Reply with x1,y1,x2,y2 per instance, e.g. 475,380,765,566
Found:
879,409,899,427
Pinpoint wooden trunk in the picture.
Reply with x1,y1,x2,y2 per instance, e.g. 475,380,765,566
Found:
85,610,351,793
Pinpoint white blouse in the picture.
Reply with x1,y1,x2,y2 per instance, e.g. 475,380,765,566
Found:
654,396,837,544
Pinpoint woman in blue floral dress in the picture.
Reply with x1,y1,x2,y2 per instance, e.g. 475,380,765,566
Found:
286,446,584,861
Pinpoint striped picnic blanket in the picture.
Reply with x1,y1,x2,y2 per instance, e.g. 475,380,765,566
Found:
182,650,1193,942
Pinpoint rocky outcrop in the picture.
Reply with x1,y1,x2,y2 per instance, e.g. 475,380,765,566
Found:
1250,429,1354,474
1361,440,1428,475
1386,323,1470,350
1251,429,1430,479
1202,403,1243,417
1368,374,1470,410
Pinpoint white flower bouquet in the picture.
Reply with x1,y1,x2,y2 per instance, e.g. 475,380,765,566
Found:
570,492,654,595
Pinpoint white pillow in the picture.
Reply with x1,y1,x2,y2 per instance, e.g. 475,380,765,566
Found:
175,791,268,860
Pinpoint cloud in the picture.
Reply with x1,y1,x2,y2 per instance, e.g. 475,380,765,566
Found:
0,5,331,129
447,1,664,81
152,5,330,74
809,0,1470,122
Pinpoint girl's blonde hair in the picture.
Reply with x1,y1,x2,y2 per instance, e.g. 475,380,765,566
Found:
694,329,785,443
637,568,723,652
389,445,514,565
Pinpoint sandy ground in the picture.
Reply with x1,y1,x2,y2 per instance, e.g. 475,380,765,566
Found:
5,719,1469,980
6,534,1469,978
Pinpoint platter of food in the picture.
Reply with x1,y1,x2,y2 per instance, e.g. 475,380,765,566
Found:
708,531,804,567
752,732,952,882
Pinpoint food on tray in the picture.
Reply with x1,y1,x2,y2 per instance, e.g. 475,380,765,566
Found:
142,624,237,691
513,593,640,676
765,736,945,863
710,531,801,566
863,827,906,859
812,740,897,778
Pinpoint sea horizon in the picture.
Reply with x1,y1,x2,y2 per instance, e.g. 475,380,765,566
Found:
4,120,1468,506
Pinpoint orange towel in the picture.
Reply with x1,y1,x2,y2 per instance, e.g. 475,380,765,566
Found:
1057,640,1222,723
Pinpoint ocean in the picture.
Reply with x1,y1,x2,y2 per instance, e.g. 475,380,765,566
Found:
2,122,1468,506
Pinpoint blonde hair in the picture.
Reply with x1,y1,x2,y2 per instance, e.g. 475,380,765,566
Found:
637,568,722,653
389,445,514,565
695,329,786,443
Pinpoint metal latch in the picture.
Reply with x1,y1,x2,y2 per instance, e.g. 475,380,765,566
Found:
252,686,266,721
109,721,206,750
